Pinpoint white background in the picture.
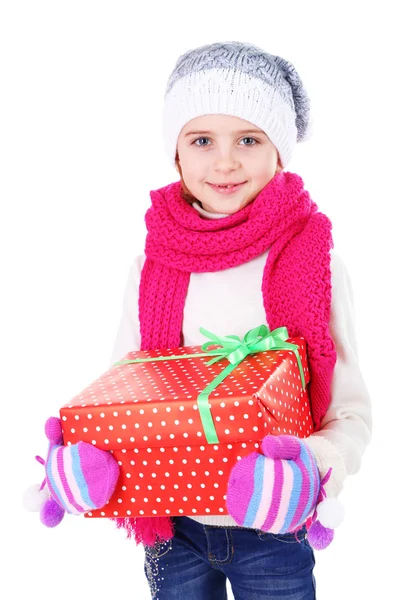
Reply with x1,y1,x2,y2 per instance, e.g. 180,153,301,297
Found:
1,1,398,598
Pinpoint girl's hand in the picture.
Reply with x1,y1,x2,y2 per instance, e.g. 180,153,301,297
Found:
226,434,345,549
226,434,320,534
24,417,120,528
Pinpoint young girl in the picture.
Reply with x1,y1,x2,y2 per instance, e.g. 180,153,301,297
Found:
110,41,372,600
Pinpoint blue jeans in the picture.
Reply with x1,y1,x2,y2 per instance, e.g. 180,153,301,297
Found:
144,517,316,599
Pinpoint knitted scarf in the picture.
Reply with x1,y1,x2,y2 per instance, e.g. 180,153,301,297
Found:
116,171,337,546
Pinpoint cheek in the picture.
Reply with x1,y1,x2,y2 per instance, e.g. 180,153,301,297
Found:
249,160,277,180
182,158,207,181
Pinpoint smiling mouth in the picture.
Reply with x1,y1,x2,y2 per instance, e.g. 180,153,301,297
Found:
209,182,246,188
207,182,247,194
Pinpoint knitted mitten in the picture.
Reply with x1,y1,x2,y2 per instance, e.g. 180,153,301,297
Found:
227,435,320,534
226,434,344,549
24,417,120,527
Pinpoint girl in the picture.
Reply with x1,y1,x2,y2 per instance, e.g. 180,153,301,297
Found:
110,41,372,600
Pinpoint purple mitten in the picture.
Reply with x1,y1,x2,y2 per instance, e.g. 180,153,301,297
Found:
44,417,120,515
25,417,120,528
226,434,320,534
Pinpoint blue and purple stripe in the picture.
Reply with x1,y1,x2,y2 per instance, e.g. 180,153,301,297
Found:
46,445,96,514
239,442,320,534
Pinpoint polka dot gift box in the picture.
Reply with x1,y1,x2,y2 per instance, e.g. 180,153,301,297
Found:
59,325,313,520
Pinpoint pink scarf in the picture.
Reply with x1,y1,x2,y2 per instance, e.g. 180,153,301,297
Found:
116,171,337,546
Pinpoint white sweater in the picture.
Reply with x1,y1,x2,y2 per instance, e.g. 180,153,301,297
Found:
110,207,372,526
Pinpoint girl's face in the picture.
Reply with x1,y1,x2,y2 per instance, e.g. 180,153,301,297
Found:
176,114,282,214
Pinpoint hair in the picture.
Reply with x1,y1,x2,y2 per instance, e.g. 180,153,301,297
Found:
175,151,197,205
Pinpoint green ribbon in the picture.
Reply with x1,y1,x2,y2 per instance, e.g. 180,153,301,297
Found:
115,324,305,445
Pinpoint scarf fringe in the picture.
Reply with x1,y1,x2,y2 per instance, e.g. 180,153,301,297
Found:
111,516,175,546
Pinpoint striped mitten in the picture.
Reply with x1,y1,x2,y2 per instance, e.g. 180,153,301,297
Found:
24,417,120,527
226,435,320,534
44,417,120,516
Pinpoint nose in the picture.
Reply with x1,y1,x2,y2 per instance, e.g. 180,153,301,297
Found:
213,147,241,172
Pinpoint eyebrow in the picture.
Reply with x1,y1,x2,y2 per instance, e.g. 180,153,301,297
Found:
184,129,266,137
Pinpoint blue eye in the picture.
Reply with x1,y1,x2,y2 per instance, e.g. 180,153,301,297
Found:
192,136,259,147
240,137,258,145
193,137,210,146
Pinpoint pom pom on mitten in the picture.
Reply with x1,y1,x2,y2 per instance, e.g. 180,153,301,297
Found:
227,435,320,534
307,520,334,550
23,483,50,512
307,482,345,550
40,497,65,528
316,497,345,529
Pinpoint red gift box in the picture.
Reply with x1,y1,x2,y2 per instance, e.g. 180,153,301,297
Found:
60,332,313,520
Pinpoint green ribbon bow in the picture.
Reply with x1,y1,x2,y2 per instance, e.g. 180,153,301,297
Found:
115,325,305,445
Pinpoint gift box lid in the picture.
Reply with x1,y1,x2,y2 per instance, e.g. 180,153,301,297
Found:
60,338,311,451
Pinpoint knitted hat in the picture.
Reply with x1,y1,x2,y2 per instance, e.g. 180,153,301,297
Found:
227,435,320,534
162,41,311,168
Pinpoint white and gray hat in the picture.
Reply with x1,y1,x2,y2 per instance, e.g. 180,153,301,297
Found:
162,41,311,168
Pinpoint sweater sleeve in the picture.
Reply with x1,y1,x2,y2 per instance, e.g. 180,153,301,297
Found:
304,251,372,497
109,255,145,366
